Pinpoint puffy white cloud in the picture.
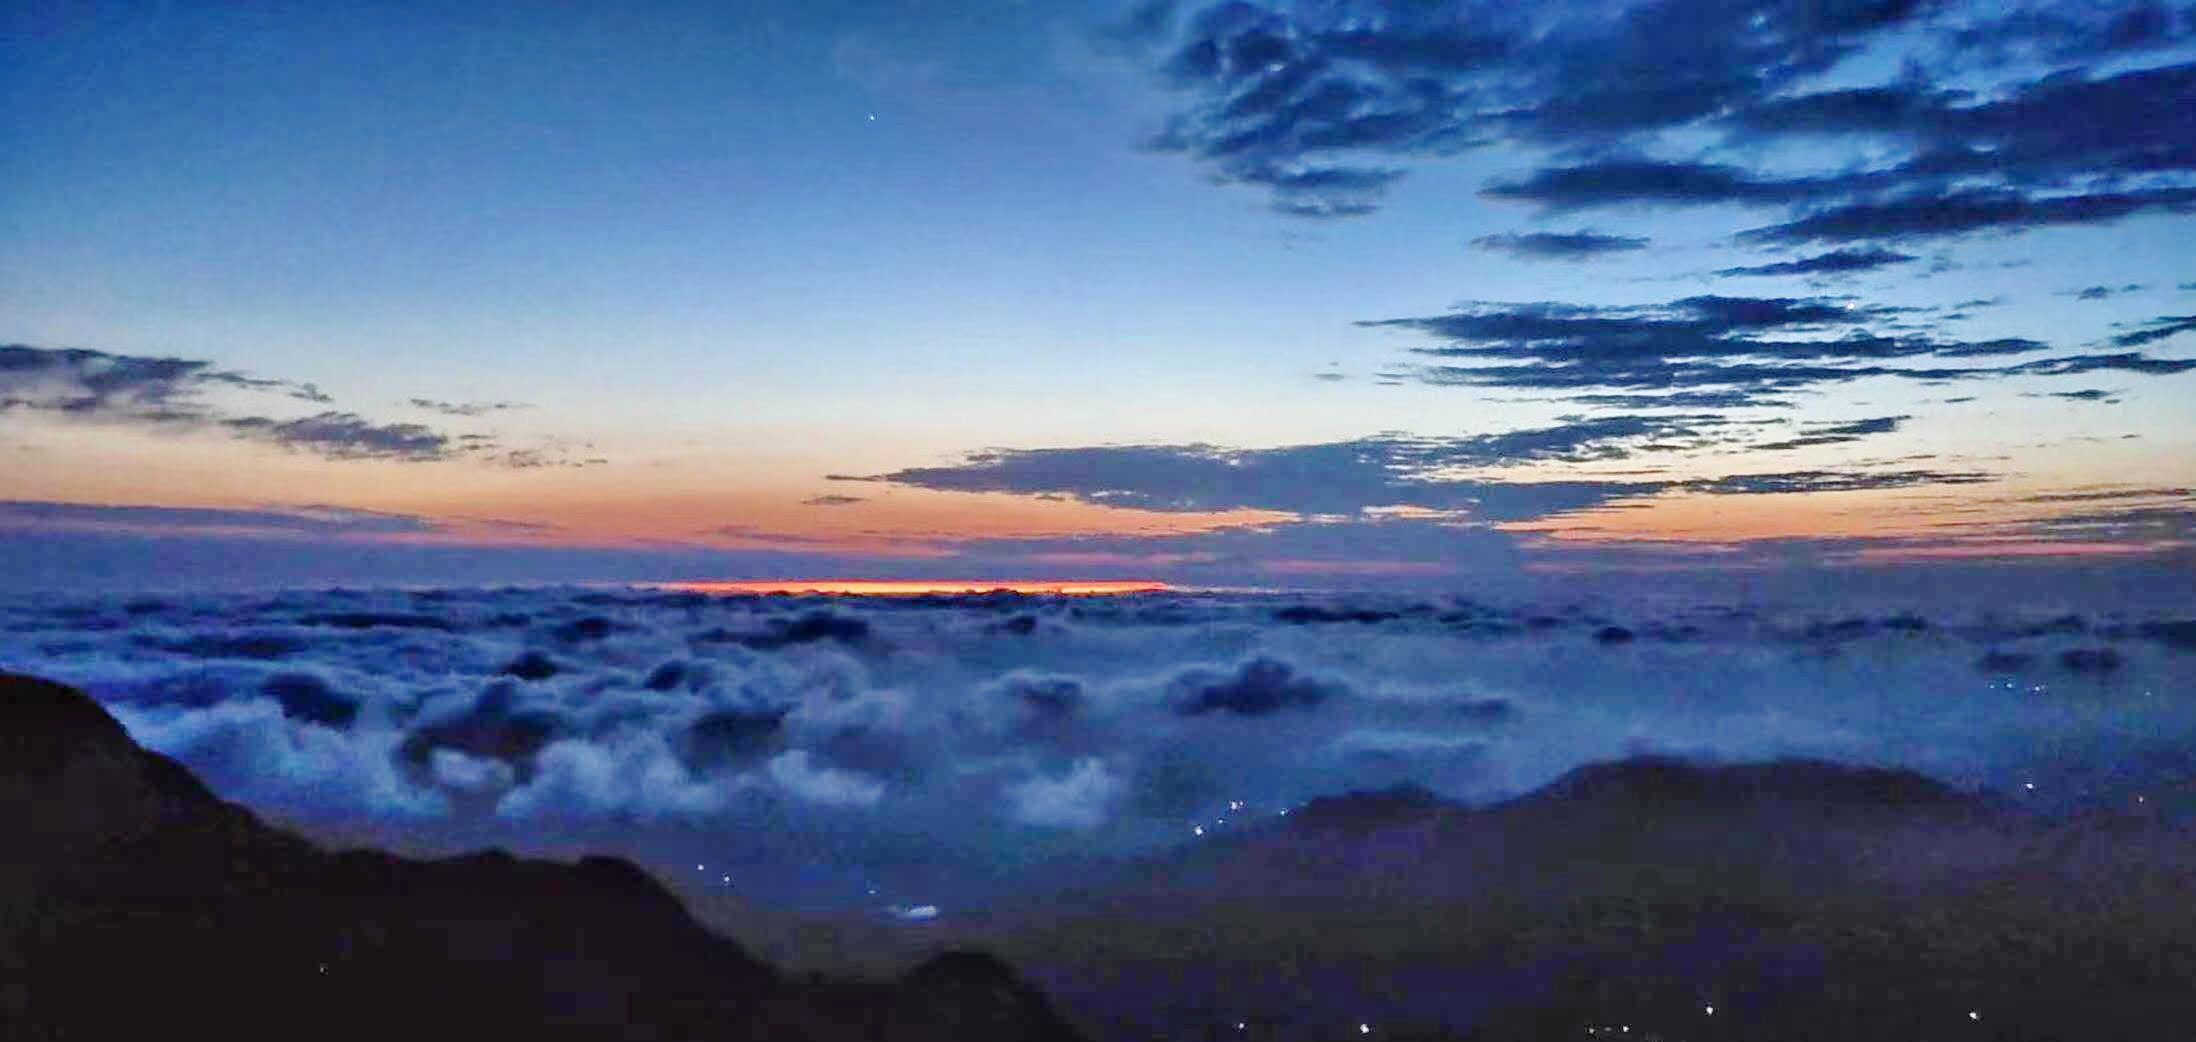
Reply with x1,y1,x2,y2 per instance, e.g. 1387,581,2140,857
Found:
109,698,444,820
496,733,731,822
1005,757,1125,830
765,749,886,809
429,748,516,793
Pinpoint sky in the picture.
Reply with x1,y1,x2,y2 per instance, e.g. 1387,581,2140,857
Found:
5,0,2196,591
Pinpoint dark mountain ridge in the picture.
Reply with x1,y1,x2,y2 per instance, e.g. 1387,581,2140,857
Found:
0,671,1086,1042
957,756,2196,1041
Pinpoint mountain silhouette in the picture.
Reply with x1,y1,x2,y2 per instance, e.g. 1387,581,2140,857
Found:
0,671,1087,1042
967,755,2196,1040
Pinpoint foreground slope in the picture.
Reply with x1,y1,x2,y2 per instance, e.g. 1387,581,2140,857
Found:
0,671,1085,1042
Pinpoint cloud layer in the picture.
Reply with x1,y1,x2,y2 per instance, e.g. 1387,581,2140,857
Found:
8,583,2193,919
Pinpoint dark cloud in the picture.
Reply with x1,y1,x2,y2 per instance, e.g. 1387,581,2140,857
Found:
1687,469,1995,495
0,343,585,465
1743,186,2196,245
2022,487,2191,503
802,495,867,507
486,448,608,469
219,412,453,462
401,681,571,779
1133,0,1939,217
1562,391,1797,410
2014,352,2196,377
2061,283,2147,301
1716,248,1918,277
1364,294,1912,353
1488,59,2196,242
0,500,445,536
1726,61,2196,187
1363,293,2195,403
1483,160,1821,209
1472,230,1649,261
259,671,362,728
1941,2,2196,64
1171,658,1339,717
2110,314,2196,348
864,417,1726,518
1749,415,1907,451
2032,389,2121,403
0,343,325,413
1408,353,2194,401
408,398,530,417
1130,0,2196,257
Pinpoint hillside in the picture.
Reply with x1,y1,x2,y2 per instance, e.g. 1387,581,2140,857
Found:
0,671,1086,1042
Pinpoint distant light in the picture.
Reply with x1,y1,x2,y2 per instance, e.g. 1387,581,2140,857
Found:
2024,782,2036,791
1359,1024,1370,1035
1705,1005,1715,1015
697,864,704,870
1194,826,1205,836
722,875,731,883
1236,1023,1245,1031
1969,1011,1981,1021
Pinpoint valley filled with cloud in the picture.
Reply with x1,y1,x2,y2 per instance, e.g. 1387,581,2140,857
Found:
8,585,2190,926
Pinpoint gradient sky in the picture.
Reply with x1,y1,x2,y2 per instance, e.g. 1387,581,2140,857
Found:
5,0,2195,590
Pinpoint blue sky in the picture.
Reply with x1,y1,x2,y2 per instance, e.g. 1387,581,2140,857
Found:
4,0,2195,590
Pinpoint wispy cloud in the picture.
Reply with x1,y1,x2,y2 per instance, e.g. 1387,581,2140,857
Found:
0,500,446,537
218,412,452,462
1472,230,1649,261
2,343,325,416
407,398,531,417
1750,415,1907,451
1127,0,2194,235
1358,294,2194,405
1684,469,1995,495
1717,248,1918,278
2,343,589,467
2110,314,2196,349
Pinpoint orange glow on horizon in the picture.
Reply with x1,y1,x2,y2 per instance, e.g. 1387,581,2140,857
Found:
653,579,1174,596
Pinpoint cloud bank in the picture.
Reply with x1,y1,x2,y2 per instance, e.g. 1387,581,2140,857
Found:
8,583,2193,916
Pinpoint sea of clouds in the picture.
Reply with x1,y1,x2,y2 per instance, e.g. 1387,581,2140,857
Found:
4,586,2192,917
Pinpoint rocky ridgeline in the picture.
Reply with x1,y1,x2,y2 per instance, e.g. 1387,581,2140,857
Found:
0,671,1086,1042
